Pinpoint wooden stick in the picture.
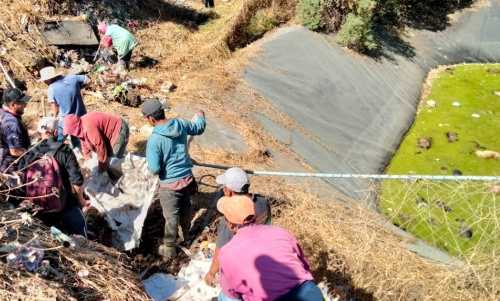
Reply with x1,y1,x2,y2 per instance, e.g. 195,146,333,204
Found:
0,60,17,89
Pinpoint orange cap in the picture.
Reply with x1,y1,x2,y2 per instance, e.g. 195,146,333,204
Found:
217,195,255,225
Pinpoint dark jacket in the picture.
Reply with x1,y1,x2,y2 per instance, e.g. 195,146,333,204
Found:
0,109,31,172
17,138,84,206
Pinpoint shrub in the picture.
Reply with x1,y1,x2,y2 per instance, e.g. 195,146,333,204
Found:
246,8,279,39
336,0,377,52
297,0,324,31
336,12,377,51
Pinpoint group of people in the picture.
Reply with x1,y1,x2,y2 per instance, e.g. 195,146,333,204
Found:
0,21,324,301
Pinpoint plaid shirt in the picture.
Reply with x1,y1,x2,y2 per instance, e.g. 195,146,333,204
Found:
0,109,30,171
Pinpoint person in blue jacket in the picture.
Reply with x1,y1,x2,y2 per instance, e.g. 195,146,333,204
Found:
142,98,206,259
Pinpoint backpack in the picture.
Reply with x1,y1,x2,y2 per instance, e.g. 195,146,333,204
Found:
25,145,65,213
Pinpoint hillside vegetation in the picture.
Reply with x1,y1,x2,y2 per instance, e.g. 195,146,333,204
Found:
297,0,473,52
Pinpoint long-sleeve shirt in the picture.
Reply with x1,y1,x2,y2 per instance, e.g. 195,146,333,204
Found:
80,112,122,164
146,115,206,183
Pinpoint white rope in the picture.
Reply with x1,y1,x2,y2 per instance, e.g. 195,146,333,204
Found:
194,162,500,181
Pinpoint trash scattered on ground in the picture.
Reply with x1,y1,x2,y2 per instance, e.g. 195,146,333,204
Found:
417,137,432,149
452,169,462,176
493,91,500,97
446,131,458,143
426,100,436,108
83,154,159,250
69,59,92,74
77,269,90,278
475,150,500,160
471,113,480,118
143,273,188,301
452,101,461,107
50,226,76,248
5,242,44,272
142,249,220,301
161,81,177,93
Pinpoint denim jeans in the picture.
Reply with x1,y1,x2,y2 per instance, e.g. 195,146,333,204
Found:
276,281,323,301
218,281,323,301
157,180,197,247
57,118,80,149
39,202,87,238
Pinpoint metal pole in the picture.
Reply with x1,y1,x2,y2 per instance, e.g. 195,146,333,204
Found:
193,162,500,182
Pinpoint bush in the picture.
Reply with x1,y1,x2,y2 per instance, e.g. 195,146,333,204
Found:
336,12,377,51
336,0,377,52
246,8,279,39
297,0,324,31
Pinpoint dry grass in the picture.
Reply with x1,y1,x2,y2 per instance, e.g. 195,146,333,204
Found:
2,1,499,300
268,183,499,300
0,205,148,300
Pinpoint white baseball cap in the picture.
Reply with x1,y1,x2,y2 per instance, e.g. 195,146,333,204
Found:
37,116,58,134
216,167,249,193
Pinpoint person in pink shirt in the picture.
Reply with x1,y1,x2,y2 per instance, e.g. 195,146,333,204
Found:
216,195,323,301
63,112,129,173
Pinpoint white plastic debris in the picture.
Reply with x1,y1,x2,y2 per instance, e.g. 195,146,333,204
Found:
77,269,89,278
143,251,220,301
83,154,159,250
471,113,480,118
143,273,187,301
426,100,436,108
452,101,461,107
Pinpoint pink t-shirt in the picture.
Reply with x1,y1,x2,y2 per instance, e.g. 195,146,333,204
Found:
219,225,314,301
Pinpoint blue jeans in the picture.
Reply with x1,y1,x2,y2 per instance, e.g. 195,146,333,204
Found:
277,281,323,301
39,202,87,238
218,292,241,301
57,122,81,149
218,281,323,301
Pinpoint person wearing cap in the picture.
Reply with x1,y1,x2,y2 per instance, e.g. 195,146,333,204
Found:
204,167,271,286
142,98,206,259
98,22,138,70
216,195,323,301
63,112,129,173
39,66,89,145
0,88,31,172
17,117,88,237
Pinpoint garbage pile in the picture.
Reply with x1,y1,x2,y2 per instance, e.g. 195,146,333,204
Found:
82,153,159,250
0,202,148,300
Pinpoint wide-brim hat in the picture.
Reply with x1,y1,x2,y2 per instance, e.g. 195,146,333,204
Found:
38,66,63,82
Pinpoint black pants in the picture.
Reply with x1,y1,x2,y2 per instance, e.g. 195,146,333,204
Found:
118,50,134,70
204,0,214,8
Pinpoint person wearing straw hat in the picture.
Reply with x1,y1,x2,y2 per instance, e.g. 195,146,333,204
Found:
0,88,31,172
216,194,323,301
39,66,89,146
141,98,206,259
17,116,89,237
98,22,137,70
205,167,271,286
